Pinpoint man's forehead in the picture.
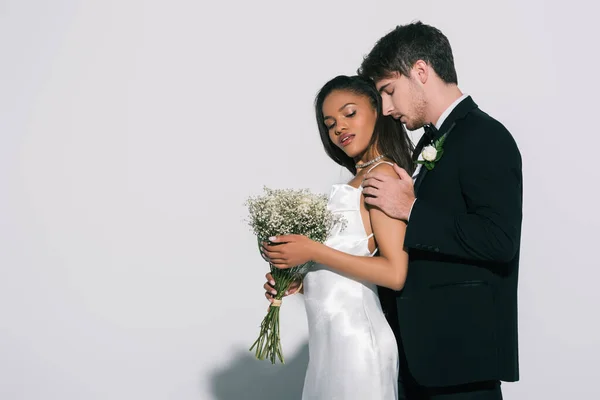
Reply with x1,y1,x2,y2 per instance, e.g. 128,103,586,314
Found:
374,71,401,90
375,78,394,91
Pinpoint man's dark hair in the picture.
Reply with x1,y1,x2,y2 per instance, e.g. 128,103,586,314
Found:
358,21,458,85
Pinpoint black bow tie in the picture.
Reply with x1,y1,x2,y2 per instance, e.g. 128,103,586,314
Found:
423,123,438,141
412,123,438,162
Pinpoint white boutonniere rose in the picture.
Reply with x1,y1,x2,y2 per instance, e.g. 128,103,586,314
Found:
422,145,437,162
416,132,448,171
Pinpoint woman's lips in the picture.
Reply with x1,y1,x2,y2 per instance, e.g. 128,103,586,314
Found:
339,134,355,147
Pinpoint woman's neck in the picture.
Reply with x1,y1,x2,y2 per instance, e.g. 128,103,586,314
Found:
356,149,382,165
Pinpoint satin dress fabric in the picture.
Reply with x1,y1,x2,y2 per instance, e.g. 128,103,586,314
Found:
302,180,399,400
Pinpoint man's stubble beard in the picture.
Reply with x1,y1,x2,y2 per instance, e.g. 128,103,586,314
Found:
406,97,428,131
405,80,428,131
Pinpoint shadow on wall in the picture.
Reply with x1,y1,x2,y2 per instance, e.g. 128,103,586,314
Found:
209,341,309,400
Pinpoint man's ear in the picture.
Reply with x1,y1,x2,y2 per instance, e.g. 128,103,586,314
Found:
412,60,430,84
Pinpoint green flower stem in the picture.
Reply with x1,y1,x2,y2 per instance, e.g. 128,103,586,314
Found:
249,265,302,364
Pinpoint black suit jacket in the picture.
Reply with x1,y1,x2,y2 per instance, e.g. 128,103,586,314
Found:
386,96,522,388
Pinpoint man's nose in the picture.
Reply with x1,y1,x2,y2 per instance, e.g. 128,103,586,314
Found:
382,98,394,116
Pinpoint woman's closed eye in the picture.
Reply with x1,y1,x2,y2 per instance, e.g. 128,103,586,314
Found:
325,111,355,130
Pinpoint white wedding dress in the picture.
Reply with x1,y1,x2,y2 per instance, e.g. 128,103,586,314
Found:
301,162,399,400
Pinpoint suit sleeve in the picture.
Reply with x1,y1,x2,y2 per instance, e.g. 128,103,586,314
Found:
404,122,523,263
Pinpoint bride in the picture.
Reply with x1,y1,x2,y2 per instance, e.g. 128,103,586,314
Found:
261,75,415,399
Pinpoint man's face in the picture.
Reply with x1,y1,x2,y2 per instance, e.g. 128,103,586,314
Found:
376,72,427,131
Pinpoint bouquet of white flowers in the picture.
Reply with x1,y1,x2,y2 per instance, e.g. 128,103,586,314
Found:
245,186,345,364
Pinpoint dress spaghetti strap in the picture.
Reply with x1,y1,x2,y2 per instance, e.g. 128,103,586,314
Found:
365,161,394,174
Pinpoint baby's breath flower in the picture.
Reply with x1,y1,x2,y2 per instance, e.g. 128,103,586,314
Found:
245,186,345,246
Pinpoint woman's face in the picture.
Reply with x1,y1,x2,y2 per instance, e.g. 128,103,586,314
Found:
322,90,378,159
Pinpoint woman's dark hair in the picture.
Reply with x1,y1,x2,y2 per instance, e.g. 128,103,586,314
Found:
315,75,414,176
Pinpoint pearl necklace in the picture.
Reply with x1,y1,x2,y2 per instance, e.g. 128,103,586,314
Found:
355,154,386,169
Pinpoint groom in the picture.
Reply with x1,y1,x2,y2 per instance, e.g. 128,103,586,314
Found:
357,22,522,399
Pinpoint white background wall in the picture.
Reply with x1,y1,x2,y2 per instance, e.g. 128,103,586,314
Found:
1,0,599,398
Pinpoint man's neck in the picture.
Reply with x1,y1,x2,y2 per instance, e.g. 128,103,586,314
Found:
426,84,464,126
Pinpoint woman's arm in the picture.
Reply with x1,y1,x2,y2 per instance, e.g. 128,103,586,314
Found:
263,165,409,290
311,213,407,290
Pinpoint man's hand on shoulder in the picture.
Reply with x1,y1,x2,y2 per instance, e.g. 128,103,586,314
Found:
361,163,416,221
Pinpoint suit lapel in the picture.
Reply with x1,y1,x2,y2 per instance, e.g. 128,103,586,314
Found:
413,122,456,194
413,96,479,195
413,162,427,193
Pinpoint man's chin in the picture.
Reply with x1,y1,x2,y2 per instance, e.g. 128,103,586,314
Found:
404,122,418,131
404,121,426,132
